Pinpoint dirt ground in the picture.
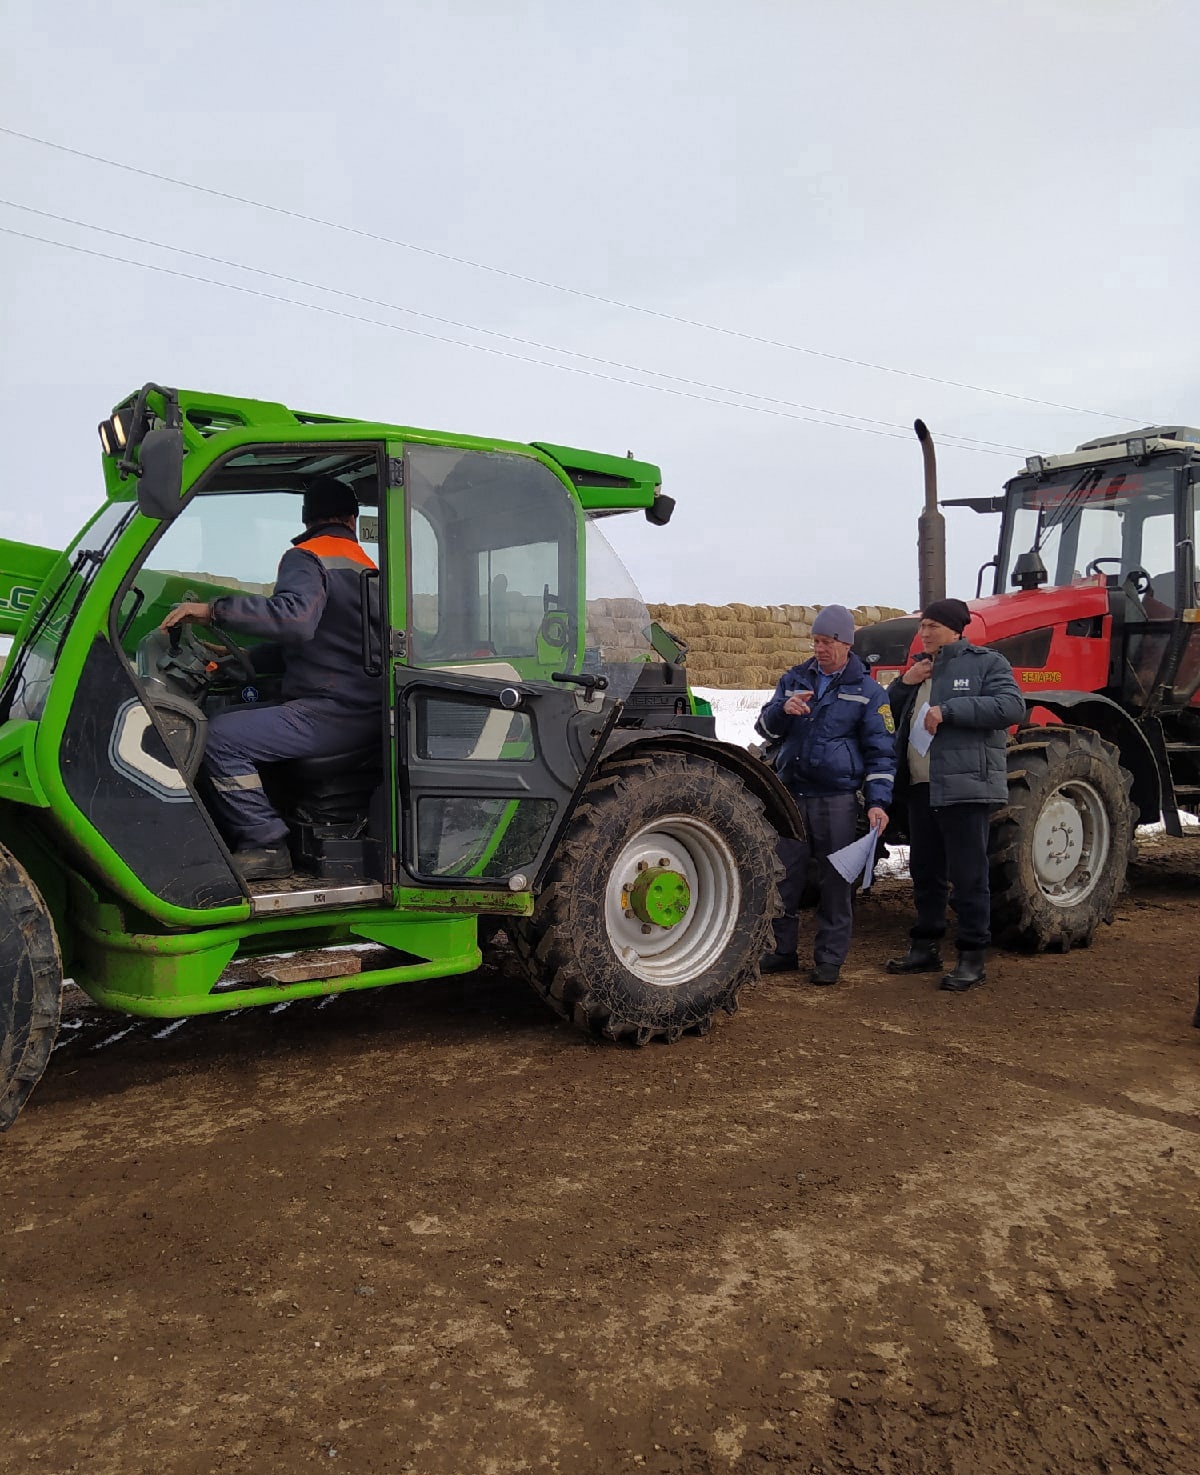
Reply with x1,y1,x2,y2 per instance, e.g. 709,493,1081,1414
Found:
2,841,1198,1475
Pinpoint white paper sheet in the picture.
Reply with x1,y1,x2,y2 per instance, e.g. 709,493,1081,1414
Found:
908,702,935,757
828,826,881,890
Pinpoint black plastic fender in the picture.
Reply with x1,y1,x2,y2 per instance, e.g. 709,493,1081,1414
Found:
599,727,806,843
1023,692,1162,825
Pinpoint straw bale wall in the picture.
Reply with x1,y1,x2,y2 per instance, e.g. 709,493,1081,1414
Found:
411,590,907,689
643,602,907,689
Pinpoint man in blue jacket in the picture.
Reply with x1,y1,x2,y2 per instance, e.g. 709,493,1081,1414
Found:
161,477,381,882
884,597,1024,992
756,604,895,985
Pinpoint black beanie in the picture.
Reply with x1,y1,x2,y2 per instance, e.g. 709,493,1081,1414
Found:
921,597,972,635
302,475,359,525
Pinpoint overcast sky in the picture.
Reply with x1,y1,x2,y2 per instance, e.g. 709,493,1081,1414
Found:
3,0,1197,613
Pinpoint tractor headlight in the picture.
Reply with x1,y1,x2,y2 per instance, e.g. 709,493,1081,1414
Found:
97,404,134,457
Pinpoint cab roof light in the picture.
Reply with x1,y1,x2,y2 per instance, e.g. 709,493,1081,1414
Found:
1025,454,1045,475
97,403,134,457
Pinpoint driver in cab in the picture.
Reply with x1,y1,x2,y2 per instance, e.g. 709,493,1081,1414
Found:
161,476,379,882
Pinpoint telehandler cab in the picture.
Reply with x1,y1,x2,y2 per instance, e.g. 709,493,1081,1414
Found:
0,383,799,1129
857,421,1200,953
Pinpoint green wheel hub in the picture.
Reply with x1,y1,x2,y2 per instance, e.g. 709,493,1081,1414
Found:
628,865,691,928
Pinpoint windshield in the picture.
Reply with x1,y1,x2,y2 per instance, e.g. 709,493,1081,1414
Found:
582,516,656,703
0,500,135,723
1002,464,1179,603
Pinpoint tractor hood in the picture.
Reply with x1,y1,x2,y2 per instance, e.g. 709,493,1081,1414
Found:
961,579,1110,644
855,578,1112,681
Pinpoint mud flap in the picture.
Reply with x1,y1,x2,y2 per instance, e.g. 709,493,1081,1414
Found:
0,846,62,1130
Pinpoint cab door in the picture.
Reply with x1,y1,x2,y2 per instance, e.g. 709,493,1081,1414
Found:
384,441,615,888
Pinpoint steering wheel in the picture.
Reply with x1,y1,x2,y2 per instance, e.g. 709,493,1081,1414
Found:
1085,557,1122,579
168,619,257,684
1122,566,1153,597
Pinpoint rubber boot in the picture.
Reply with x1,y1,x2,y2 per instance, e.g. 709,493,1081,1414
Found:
940,949,987,992
760,951,799,975
885,940,942,975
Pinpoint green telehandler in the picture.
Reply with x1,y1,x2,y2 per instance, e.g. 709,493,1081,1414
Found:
0,383,799,1129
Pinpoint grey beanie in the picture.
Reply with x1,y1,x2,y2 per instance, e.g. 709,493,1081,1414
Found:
812,604,856,644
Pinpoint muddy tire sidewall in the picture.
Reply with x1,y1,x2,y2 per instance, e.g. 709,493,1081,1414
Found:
0,845,62,1129
515,753,779,1041
989,728,1134,952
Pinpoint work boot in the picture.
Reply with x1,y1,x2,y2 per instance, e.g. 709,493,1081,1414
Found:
940,950,987,992
885,941,942,975
759,951,799,975
810,964,841,986
232,846,293,882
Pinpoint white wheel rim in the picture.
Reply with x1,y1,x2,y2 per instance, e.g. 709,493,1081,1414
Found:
603,815,741,986
1030,779,1111,907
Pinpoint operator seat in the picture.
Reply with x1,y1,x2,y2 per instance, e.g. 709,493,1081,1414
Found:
286,746,382,824
1144,570,1175,620
260,742,385,881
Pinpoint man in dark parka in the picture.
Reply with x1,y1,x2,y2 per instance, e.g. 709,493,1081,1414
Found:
885,597,1024,991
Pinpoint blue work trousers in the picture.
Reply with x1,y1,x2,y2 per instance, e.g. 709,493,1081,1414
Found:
771,791,860,967
203,699,380,850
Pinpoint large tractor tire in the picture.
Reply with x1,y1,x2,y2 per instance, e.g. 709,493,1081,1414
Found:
989,726,1134,953
0,844,62,1130
512,751,780,1044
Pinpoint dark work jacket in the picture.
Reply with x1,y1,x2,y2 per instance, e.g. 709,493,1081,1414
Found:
755,650,896,808
887,639,1024,806
210,523,380,710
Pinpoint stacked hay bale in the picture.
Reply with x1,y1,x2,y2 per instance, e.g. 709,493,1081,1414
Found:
585,598,651,665
646,603,907,688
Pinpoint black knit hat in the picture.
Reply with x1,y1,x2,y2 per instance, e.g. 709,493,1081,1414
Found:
302,475,358,525
921,597,972,635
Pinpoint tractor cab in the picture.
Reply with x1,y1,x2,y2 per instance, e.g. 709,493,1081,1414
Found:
993,428,1200,716
0,399,672,921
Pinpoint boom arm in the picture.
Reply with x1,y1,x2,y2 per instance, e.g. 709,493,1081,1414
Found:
0,540,60,638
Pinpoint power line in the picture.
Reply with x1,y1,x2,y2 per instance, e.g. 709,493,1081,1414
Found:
0,198,1031,456
0,122,1141,423
0,221,1023,456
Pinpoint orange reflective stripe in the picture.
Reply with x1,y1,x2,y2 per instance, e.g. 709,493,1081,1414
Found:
296,535,377,570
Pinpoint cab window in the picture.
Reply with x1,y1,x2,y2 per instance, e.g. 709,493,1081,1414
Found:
404,447,578,667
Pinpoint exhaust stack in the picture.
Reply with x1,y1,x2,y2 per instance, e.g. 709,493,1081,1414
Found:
915,419,946,609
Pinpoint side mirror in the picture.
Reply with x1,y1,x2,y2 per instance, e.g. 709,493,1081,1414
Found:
644,493,675,527
135,427,185,521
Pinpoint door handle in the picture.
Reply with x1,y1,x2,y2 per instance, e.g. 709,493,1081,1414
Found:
360,567,382,677
552,670,609,695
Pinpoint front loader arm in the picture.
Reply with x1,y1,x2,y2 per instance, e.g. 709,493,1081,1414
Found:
0,539,60,639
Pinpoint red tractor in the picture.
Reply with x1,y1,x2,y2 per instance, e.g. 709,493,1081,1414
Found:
856,422,1200,951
